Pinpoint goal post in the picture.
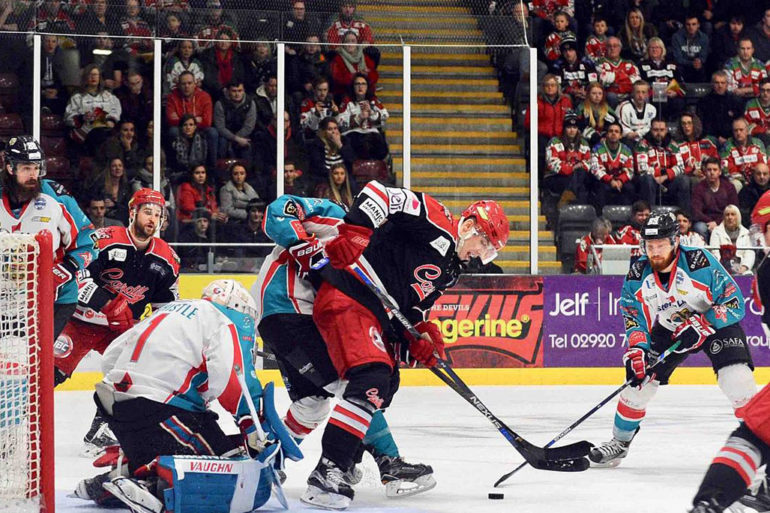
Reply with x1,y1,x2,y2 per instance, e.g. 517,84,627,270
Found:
0,231,54,513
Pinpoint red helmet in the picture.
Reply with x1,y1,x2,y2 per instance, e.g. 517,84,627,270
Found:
128,188,166,236
752,190,770,231
461,200,509,250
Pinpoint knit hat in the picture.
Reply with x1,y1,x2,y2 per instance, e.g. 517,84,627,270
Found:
563,111,578,127
193,208,211,221
247,198,266,213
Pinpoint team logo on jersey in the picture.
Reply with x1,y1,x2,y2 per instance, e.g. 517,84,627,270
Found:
101,268,149,304
686,249,710,271
429,236,450,256
411,264,441,301
368,326,386,353
623,315,640,330
108,248,127,261
53,334,73,358
365,388,384,409
33,197,46,210
283,200,305,220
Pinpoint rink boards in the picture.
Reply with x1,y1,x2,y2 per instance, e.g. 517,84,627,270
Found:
58,273,770,390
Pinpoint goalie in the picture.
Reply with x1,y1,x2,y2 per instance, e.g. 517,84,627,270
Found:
73,279,301,513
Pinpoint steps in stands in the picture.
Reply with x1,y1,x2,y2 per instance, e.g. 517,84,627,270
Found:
355,2,558,273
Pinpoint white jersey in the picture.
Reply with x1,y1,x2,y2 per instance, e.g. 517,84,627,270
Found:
0,191,78,261
101,299,258,416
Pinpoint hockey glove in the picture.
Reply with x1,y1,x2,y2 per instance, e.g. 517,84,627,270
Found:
288,236,326,276
238,415,270,458
53,260,76,300
672,313,715,354
623,346,648,387
325,223,373,269
408,321,446,368
102,296,133,334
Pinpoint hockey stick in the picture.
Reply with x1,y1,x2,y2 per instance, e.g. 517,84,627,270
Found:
348,263,592,472
492,339,683,487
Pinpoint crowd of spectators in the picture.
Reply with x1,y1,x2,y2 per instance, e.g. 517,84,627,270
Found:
511,0,770,275
0,0,395,272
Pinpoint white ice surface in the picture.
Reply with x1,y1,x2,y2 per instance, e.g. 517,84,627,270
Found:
55,385,741,513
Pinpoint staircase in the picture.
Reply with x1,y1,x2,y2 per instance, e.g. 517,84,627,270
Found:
357,0,560,273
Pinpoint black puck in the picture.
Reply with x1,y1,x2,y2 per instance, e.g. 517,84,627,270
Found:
488,493,504,500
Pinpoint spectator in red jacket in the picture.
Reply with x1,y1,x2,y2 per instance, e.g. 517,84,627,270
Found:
611,200,650,258
329,31,379,99
166,70,218,167
325,0,380,67
176,164,228,224
692,157,740,238
575,217,614,274
525,73,573,176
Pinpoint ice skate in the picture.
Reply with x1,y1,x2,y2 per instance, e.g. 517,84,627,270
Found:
343,464,363,485
102,476,163,513
375,454,436,498
301,457,355,510
732,473,770,513
689,499,724,513
589,437,633,467
70,471,123,508
81,414,118,458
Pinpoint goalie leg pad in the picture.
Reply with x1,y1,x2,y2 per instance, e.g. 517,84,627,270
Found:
156,455,273,513
260,382,303,463
717,363,757,414
743,383,770,447
613,381,659,442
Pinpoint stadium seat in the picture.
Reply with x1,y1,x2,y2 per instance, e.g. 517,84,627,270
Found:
602,205,631,231
556,205,596,257
44,156,71,180
653,205,678,217
351,159,388,187
0,112,23,140
41,113,66,136
557,229,585,273
0,72,18,112
41,136,67,157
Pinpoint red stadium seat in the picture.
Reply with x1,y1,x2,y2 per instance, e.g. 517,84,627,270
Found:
41,113,66,136
0,112,24,139
44,156,71,180
41,136,67,157
351,159,388,187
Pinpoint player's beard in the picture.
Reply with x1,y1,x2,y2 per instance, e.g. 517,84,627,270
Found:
132,221,155,241
649,250,676,272
10,178,41,204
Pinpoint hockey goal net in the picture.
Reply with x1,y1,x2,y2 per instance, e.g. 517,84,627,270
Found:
0,231,54,513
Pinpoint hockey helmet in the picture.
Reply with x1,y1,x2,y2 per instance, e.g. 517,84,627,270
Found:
459,200,509,264
128,188,166,236
202,279,258,321
5,136,46,176
640,212,678,254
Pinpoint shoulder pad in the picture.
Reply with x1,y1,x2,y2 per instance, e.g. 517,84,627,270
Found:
91,226,132,250
684,248,711,272
148,238,181,275
283,198,305,220
43,179,72,198
627,258,646,281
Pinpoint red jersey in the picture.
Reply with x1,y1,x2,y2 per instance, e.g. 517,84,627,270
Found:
598,58,640,96
585,34,607,64
678,138,719,175
721,138,768,180
546,135,591,177
612,224,642,258
326,19,374,46
574,233,614,273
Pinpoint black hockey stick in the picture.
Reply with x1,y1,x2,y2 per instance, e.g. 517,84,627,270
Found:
348,263,592,472
493,339,683,486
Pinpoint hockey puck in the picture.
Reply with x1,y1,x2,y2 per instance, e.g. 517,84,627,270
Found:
488,493,504,500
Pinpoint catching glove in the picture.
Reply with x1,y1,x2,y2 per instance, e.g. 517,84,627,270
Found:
672,313,715,354
102,296,133,334
325,224,372,269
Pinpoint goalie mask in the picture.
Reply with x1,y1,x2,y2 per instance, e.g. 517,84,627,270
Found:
128,188,166,238
640,212,679,256
458,200,509,264
4,135,46,177
202,279,258,321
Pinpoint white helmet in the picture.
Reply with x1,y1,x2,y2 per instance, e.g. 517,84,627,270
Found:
202,279,257,321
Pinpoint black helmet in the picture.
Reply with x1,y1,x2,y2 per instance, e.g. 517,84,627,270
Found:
5,136,45,176
640,212,678,253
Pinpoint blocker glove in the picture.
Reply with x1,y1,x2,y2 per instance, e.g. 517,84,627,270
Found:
623,345,648,387
325,224,373,268
288,236,326,276
102,296,133,334
408,321,447,368
672,313,715,354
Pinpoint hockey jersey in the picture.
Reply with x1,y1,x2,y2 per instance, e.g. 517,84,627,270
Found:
300,98,337,139
584,34,607,64
598,58,640,96
721,137,768,181
590,141,634,183
544,30,574,61
326,18,374,45
253,195,345,321
546,135,591,177
337,97,389,135
75,226,180,325
322,181,462,326
635,135,685,179
678,138,719,175
612,224,643,258
553,58,598,97
744,98,770,135
616,100,656,142
101,299,260,419
621,247,744,348
724,57,767,96
574,233,614,273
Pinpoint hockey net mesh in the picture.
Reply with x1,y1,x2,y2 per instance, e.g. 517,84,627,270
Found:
0,233,42,513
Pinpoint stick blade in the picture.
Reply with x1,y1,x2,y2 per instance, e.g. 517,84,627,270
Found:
530,457,591,472
544,440,594,461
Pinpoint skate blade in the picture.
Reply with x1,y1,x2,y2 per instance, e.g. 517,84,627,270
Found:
300,485,352,511
80,442,108,459
102,478,163,513
385,475,437,498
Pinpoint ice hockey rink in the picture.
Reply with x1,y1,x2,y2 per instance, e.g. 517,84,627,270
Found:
54,383,746,513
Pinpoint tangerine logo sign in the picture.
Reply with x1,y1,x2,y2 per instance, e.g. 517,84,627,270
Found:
428,276,544,367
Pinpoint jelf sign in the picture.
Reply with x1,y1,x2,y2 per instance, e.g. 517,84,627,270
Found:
427,275,544,368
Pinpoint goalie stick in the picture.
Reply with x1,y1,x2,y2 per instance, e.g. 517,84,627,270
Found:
347,263,592,472
493,339,683,486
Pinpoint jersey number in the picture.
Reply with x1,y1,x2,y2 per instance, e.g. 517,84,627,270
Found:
130,313,168,362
